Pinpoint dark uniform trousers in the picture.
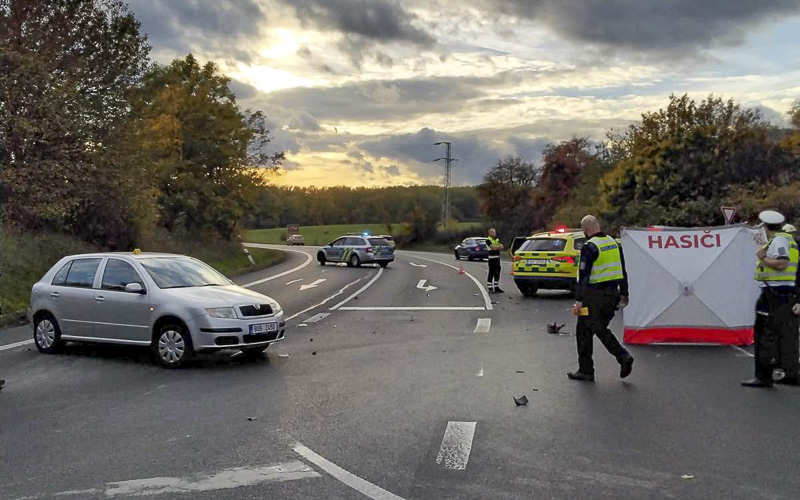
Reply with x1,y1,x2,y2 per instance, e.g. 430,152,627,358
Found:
577,286,630,375
754,288,799,381
487,257,501,287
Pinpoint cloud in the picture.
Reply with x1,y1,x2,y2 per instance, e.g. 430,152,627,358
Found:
287,0,435,46
482,0,800,55
382,164,402,176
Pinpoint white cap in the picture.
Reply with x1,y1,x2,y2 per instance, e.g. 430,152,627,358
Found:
758,210,785,225
782,223,797,233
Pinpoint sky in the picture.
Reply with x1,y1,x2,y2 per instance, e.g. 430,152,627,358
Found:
126,0,800,187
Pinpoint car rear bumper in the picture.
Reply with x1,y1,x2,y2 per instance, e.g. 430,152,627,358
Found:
361,254,394,263
513,275,576,290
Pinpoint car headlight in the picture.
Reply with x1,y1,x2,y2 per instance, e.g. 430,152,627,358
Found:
206,307,237,319
270,302,282,314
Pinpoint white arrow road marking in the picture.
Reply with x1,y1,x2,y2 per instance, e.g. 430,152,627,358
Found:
473,318,491,334
409,262,428,268
300,279,327,291
285,278,303,285
399,253,492,311
436,422,477,470
416,279,437,292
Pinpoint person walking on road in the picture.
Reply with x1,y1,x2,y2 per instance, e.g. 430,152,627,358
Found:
568,215,634,382
486,228,504,293
742,211,800,388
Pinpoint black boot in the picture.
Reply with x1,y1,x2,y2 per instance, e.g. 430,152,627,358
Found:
741,377,773,388
567,371,595,382
619,355,634,379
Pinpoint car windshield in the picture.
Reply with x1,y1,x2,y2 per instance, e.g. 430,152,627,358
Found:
140,257,230,289
519,238,567,252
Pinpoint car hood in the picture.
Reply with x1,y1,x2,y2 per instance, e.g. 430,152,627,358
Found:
161,285,276,308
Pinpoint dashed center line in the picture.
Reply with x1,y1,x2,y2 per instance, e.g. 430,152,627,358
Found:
473,318,491,334
436,421,477,470
0,339,33,352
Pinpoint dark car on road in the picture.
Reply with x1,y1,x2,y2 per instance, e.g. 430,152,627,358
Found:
454,237,490,261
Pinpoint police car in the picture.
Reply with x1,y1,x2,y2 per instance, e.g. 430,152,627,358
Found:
512,228,585,297
317,233,394,268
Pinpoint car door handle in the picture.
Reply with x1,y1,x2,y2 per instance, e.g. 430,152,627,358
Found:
95,296,105,302
50,292,59,298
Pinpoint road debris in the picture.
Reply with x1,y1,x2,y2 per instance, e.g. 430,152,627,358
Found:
513,395,529,406
547,323,566,334
247,417,258,421
309,338,314,342
298,324,308,328
516,370,525,374
278,353,290,358
681,474,695,480
312,351,317,355
531,388,539,392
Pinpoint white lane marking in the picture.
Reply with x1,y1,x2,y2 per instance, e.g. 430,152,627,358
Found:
28,462,318,499
409,262,428,268
0,339,33,352
399,253,492,311
337,306,485,311
330,267,384,310
416,279,437,292
731,345,755,358
436,421,477,470
242,244,313,288
473,318,491,334
285,277,365,322
300,278,327,291
286,278,303,285
476,364,484,377
304,313,330,323
293,442,407,500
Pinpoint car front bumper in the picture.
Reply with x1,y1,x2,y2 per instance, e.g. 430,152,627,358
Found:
188,311,287,351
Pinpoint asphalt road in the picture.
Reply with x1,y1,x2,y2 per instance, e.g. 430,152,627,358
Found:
1,244,799,500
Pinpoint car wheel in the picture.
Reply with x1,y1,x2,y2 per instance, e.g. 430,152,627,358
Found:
153,323,193,368
317,252,326,265
349,254,361,268
520,286,538,298
241,346,268,361
33,314,64,354
378,261,389,268
454,251,460,260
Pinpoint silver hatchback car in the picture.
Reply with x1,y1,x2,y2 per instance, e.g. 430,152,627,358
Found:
28,252,285,367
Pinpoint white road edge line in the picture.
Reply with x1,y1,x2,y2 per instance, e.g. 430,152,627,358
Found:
436,421,477,470
330,267,384,310
285,277,365,322
731,345,755,358
293,442,407,500
474,318,491,334
0,339,33,352
399,253,492,311
337,306,485,311
242,244,313,288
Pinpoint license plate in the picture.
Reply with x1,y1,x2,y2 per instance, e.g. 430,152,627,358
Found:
527,259,547,266
249,323,277,334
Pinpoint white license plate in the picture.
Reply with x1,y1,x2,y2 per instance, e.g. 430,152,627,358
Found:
249,323,277,334
527,259,547,266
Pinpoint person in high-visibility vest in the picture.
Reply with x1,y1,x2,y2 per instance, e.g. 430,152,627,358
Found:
568,215,634,382
486,228,504,293
742,211,800,388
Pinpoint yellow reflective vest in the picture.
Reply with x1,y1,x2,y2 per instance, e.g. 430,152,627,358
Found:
587,235,624,284
754,232,798,286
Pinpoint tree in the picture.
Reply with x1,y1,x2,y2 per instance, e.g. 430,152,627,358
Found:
0,0,149,237
530,137,597,229
130,55,282,239
600,94,798,228
477,156,537,238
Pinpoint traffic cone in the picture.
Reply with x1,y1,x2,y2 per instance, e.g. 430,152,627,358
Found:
458,262,465,274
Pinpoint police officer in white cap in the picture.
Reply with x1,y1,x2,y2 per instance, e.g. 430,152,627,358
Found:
742,210,800,388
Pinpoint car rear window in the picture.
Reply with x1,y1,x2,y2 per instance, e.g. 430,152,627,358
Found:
368,238,389,246
519,238,566,252
64,258,102,288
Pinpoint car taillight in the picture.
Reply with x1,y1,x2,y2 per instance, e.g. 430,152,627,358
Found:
552,256,574,264
366,247,373,253
512,256,523,261
473,246,479,250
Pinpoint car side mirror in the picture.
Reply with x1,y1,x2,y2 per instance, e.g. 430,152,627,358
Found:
125,283,145,294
